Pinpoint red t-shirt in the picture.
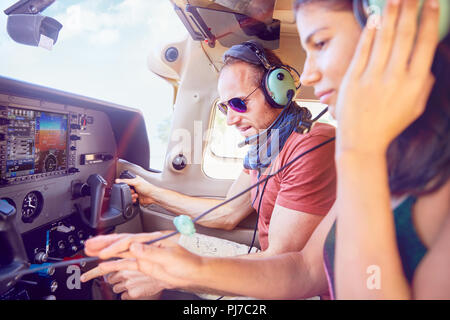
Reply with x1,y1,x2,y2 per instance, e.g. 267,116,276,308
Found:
245,122,336,251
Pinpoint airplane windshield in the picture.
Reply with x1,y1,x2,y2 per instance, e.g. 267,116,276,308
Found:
0,0,187,169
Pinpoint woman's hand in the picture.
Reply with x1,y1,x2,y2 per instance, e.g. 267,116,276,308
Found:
83,232,167,259
106,270,166,300
335,0,440,156
82,232,203,289
115,175,159,205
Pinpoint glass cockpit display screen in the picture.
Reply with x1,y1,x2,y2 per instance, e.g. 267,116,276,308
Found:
3,107,68,179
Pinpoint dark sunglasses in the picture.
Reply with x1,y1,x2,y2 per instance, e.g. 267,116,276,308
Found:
217,87,259,115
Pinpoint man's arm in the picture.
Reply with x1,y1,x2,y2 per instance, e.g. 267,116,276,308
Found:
117,170,255,230
239,204,325,259
139,207,336,299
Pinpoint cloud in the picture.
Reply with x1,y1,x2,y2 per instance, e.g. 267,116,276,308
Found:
53,0,182,44
89,28,120,45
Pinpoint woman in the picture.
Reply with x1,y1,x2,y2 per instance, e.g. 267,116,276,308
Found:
83,0,449,299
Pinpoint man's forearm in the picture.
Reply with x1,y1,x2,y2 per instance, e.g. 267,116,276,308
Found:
148,186,237,229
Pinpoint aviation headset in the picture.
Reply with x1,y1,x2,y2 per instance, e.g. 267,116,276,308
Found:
353,0,450,40
224,41,315,147
224,40,301,109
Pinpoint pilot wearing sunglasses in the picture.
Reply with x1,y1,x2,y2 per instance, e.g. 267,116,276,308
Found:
81,41,337,300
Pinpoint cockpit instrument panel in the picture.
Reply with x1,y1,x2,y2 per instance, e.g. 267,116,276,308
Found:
0,105,69,186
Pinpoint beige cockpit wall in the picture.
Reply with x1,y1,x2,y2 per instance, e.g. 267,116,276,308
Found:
127,0,312,244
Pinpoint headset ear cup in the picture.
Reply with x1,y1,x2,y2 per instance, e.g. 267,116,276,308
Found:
261,71,278,109
354,0,450,40
353,0,368,28
263,67,297,108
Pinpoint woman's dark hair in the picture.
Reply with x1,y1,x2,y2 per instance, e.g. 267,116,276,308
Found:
388,36,450,196
294,0,450,196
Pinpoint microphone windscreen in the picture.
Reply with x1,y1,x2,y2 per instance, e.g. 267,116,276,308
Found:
238,140,247,148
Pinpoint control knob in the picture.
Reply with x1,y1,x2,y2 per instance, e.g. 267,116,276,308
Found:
34,251,48,264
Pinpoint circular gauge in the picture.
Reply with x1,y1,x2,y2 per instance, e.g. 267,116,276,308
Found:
21,191,43,223
44,154,58,172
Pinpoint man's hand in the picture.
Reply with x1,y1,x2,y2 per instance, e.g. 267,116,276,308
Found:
116,175,159,205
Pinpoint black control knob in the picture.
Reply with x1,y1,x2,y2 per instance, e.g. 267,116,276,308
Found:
68,167,80,174
72,182,89,199
77,230,85,240
70,124,81,130
102,154,113,161
0,118,10,125
119,170,136,180
57,240,66,251
70,146,77,151
172,154,187,171
119,170,137,192
70,135,81,141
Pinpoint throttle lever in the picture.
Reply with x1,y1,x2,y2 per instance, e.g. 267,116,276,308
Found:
119,170,136,191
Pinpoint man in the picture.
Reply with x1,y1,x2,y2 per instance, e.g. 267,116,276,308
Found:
81,40,336,299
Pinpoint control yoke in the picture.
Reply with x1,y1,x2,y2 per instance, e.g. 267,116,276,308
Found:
82,173,138,229
0,200,29,295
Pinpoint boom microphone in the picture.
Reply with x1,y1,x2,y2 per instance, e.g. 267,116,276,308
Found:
238,89,295,148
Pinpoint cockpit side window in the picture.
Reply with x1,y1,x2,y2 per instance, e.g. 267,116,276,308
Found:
203,99,335,180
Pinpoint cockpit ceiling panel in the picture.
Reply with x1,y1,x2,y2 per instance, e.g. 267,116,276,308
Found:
172,0,276,23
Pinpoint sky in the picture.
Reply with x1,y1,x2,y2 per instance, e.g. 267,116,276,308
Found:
0,0,188,169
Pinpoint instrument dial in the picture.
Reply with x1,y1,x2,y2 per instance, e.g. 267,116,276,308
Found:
44,154,58,172
21,191,43,223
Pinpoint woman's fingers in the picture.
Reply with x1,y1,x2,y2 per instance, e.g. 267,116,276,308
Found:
97,232,164,259
347,14,377,78
386,0,421,75
80,259,138,282
80,266,104,282
355,0,439,79
112,283,126,294
365,0,402,75
84,234,129,256
107,271,124,285
409,0,440,76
